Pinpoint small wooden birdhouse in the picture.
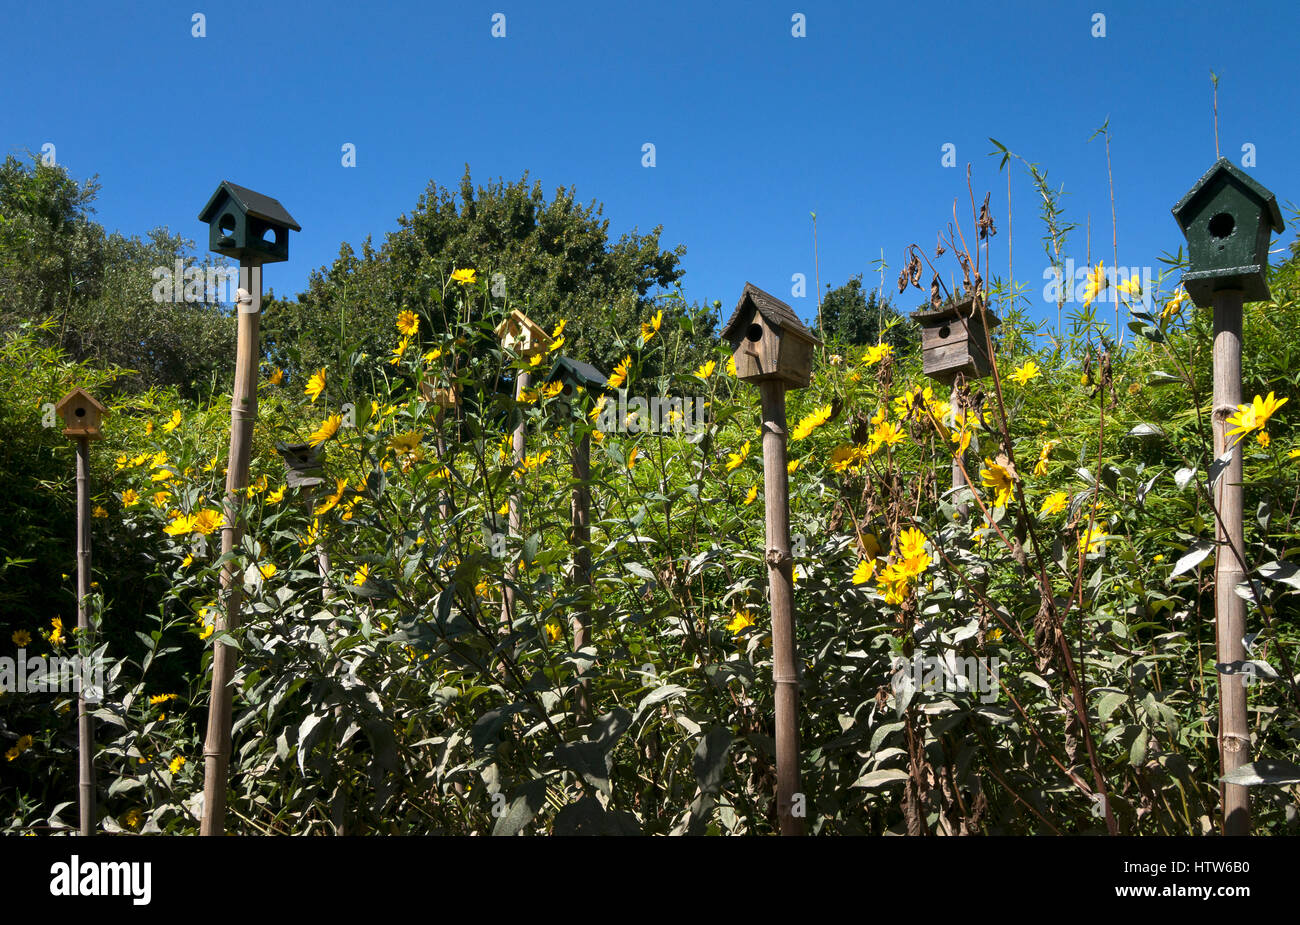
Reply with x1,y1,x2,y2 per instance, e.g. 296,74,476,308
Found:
55,388,107,440
1172,158,1284,307
721,282,822,389
419,380,461,409
911,292,1000,383
198,181,301,264
494,309,554,358
544,356,610,400
275,441,324,489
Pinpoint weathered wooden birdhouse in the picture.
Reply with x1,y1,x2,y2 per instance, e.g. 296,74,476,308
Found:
419,380,461,409
911,292,999,383
721,282,822,389
1172,158,1284,307
275,441,324,489
198,181,301,264
494,309,554,358
545,356,609,399
55,387,107,440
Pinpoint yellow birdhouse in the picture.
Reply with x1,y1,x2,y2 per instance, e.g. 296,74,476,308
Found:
54,387,107,440
721,282,822,389
494,309,554,358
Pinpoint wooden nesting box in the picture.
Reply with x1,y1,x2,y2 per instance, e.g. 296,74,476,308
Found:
721,282,822,389
911,293,999,382
494,309,554,358
545,356,609,398
276,441,324,489
1172,158,1284,307
55,387,107,440
197,181,301,265
419,381,461,409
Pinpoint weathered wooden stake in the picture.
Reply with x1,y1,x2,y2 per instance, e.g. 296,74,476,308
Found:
74,435,95,836
571,432,592,719
502,371,530,624
759,379,803,836
202,264,261,836
1213,288,1250,835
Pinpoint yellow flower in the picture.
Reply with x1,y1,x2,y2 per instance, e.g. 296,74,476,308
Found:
552,320,567,338
792,404,832,441
1081,262,1107,308
607,355,631,389
851,558,876,585
390,336,411,365
164,512,193,536
122,808,142,830
1227,392,1288,445
743,484,758,505
352,565,370,587
1008,360,1041,386
267,367,284,386
627,447,639,469
255,562,276,580
144,420,153,435
980,458,1014,508
987,627,1003,643
1257,431,1270,448
862,342,893,366
726,440,751,472
48,617,65,647
1040,491,1069,516
787,458,801,475
1079,526,1105,555
953,429,972,456
423,348,443,365
1033,440,1061,477
198,616,215,641
528,353,543,367
149,693,178,706
544,620,563,644
541,381,564,400
694,359,716,379
1116,274,1143,299
308,414,342,447
266,486,285,505
305,368,327,403
314,479,348,516
151,490,171,508
162,409,182,433
726,610,755,635
1162,289,1189,320
122,488,140,507
181,554,193,568
641,309,664,343
451,268,477,286
191,509,223,536
115,454,129,470
397,310,419,337
391,431,422,456
12,629,31,647
898,528,927,561
726,355,737,377
870,420,905,451
169,756,186,774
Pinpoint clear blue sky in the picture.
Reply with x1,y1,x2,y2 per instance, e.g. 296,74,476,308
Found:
3,0,1297,332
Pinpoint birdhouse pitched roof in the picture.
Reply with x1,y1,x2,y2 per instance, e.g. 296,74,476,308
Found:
495,308,552,339
911,292,1000,328
721,282,823,346
198,181,302,231
1172,158,1283,235
544,356,610,394
54,387,107,414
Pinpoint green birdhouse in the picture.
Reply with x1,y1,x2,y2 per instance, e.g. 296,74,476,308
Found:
545,356,610,398
1172,158,1283,307
721,282,822,390
198,181,301,264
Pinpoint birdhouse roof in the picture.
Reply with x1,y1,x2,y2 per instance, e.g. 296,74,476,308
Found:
494,308,551,339
1172,158,1283,234
911,293,1000,328
54,387,107,414
198,181,302,231
544,355,610,394
721,282,823,345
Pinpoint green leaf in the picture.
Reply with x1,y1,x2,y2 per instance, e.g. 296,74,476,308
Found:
852,768,910,789
492,777,549,836
1171,541,1213,577
693,727,734,796
1220,759,1300,786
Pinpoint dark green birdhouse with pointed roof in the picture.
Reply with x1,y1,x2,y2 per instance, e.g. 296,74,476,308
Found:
1172,158,1283,307
198,181,301,264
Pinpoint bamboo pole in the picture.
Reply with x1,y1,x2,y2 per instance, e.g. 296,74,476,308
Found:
502,371,530,625
571,431,592,720
758,379,803,836
74,435,95,836
1212,288,1250,836
950,389,968,518
202,263,261,836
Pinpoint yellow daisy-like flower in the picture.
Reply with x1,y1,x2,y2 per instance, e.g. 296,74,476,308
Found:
391,431,422,456
791,404,833,441
389,336,411,365
1033,440,1061,477
725,440,751,472
726,610,755,635
607,355,632,389
396,310,419,337
266,486,285,505
169,756,186,774
1008,360,1041,386
267,367,284,386
308,414,342,447
694,359,716,379
257,562,277,580
305,368,327,403
1081,262,1107,308
870,420,905,451
627,447,639,469
980,458,1014,508
862,342,893,367
12,629,31,647
352,565,370,587
851,558,876,585
787,458,801,475
163,512,193,536
91,504,107,518
144,420,153,435
641,309,664,343
544,620,563,644
1162,289,1189,320
122,488,140,507
451,268,477,286
48,617,65,647
1079,526,1105,555
190,509,223,537
743,484,758,505
1227,392,1288,445
162,409,182,433
897,528,927,561
314,479,348,517
181,554,193,568
1039,491,1069,516
726,355,737,377
1257,431,1271,448
151,491,171,508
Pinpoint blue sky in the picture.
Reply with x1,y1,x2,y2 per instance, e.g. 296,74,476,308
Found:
3,0,1297,333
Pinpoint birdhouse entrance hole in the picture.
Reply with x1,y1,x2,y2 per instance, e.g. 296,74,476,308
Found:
746,323,762,342
75,407,86,417
1208,212,1235,241
219,214,236,236
938,324,951,338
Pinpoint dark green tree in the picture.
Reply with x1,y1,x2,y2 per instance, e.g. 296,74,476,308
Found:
816,274,913,350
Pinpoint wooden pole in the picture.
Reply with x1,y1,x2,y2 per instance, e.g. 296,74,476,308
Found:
758,379,803,836
74,435,95,836
502,371,529,625
571,431,592,719
950,388,968,518
1212,288,1250,836
202,263,261,836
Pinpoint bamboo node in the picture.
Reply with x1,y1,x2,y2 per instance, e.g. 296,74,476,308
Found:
765,548,792,568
